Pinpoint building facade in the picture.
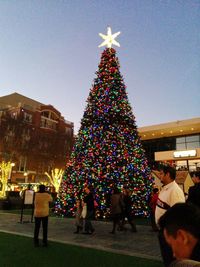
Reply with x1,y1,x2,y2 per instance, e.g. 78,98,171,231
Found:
0,92,74,184
139,117,200,171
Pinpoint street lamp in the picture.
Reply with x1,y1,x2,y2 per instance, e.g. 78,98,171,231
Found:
8,162,15,184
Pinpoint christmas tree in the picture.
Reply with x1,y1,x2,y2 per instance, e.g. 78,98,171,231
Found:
55,27,152,218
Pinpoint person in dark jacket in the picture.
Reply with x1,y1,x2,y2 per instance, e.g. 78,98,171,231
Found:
121,188,137,232
187,171,200,209
83,186,95,234
110,187,124,234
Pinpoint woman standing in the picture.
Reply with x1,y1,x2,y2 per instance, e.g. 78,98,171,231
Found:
110,187,124,234
121,188,137,232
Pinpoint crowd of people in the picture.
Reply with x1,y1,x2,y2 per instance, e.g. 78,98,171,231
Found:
73,185,137,235
30,167,200,267
156,168,200,267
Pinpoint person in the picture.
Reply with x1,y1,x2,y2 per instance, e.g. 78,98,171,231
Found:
110,187,124,234
158,203,200,266
74,199,83,234
149,187,159,231
155,165,185,267
121,188,137,232
81,199,87,232
83,186,95,234
33,184,53,247
187,171,200,209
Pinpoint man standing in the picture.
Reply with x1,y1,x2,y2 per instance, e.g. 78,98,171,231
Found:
187,171,200,209
34,184,53,247
83,186,95,234
155,165,185,267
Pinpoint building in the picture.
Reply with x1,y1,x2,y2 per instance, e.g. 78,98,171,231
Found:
0,92,74,184
139,117,200,172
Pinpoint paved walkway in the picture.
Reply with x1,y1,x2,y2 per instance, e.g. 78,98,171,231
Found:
0,212,161,261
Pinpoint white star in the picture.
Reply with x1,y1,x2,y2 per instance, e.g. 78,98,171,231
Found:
98,27,121,48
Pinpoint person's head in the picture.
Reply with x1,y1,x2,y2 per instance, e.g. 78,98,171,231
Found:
113,187,120,194
123,188,130,196
159,165,176,185
159,203,200,260
153,188,159,194
84,186,90,194
191,171,200,184
38,184,46,193
76,199,81,207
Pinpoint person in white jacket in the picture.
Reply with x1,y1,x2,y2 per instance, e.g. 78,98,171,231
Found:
155,165,185,267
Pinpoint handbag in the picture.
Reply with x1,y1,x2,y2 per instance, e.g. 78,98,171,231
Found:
81,204,87,219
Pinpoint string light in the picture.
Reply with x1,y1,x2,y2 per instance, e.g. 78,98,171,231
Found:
55,47,153,218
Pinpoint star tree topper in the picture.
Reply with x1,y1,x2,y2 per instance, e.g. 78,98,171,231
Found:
98,27,121,48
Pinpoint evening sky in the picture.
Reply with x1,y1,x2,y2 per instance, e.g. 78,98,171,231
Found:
0,1,199,133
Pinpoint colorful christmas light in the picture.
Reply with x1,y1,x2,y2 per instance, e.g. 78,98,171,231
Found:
55,47,153,218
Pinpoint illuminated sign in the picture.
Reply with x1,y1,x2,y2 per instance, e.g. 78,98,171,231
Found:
173,150,197,158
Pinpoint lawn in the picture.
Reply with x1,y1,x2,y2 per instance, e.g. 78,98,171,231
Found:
0,232,162,267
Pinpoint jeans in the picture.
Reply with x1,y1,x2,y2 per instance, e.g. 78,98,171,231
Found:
34,216,48,245
84,210,94,233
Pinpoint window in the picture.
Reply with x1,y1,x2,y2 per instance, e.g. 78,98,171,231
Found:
188,159,200,171
176,137,185,144
176,143,186,150
23,112,32,123
19,156,27,172
187,142,199,149
176,160,187,170
186,135,199,142
41,111,49,118
176,135,200,150
40,110,58,130
40,118,57,130
41,110,59,120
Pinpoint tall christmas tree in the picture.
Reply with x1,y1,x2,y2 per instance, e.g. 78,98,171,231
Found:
55,27,153,218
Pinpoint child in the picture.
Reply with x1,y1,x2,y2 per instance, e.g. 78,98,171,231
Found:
74,199,83,234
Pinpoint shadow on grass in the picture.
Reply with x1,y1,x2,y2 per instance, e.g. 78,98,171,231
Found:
0,232,162,267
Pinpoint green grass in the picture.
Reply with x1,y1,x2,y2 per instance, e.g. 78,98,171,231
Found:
0,232,162,267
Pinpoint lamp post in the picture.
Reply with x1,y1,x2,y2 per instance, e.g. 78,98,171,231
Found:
8,162,15,184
